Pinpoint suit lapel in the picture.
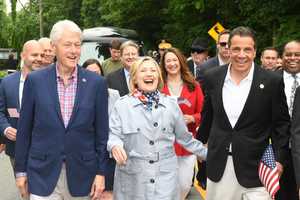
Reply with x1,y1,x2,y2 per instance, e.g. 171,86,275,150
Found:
216,65,233,129
120,69,129,95
67,66,87,129
48,64,65,127
13,72,21,111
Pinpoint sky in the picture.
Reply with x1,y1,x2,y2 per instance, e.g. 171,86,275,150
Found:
5,0,29,13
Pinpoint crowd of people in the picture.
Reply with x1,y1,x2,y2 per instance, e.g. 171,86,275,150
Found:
0,19,299,200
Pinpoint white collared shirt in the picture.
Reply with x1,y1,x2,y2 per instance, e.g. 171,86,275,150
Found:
223,62,255,128
283,71,300,112
124,68,130,89
19,73,26,108
218,54,226,66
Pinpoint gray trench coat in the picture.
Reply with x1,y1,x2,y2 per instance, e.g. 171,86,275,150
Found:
107,93,207,200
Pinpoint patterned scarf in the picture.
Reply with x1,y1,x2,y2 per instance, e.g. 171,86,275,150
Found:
132,89,160,111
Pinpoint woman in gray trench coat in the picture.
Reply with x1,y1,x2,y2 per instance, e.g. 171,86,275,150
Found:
107,57,207,200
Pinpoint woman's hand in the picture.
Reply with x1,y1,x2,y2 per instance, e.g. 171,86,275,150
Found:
183,115,195,124
112,145,127,165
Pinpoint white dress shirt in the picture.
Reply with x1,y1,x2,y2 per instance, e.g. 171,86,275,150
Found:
283,71,300,112
123,68,130,90
222,63,255,128
19,73,26,108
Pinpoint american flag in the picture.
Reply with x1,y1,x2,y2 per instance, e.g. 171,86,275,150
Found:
258,144,280,199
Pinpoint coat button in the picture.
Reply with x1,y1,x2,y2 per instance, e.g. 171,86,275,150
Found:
149,140,154,145
153,122,158,127
149,160,154,164
150,179,155,183
137,128,140,131
162,127,166,131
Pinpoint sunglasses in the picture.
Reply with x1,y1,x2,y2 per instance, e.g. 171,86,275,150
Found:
191,48,206,54
219,42,228,47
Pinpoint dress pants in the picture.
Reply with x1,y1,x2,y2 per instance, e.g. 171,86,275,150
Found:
178,155,196,200
206,156,271,200
275,150,298,200
30,164,90,200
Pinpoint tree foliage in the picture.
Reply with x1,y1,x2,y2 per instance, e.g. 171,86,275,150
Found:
0,0,299,56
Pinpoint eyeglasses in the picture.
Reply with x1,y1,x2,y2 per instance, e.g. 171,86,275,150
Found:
219,42,228,47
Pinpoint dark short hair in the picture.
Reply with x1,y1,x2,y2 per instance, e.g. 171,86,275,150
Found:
228,26,256,49
217,29,230,43
261,47,278,57
82,59,104,76
110,39,121,50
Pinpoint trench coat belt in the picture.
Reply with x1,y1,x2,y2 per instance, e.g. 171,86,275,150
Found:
128,151,175,162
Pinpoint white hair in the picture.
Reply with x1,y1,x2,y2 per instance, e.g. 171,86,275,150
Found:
49,20,82,44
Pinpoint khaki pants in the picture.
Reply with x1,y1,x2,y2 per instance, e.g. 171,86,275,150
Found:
206,156,271,200
30,164,90,200
178,155,196,200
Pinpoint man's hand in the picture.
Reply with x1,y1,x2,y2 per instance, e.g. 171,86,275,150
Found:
112,145,127,165
183,115,195,125
0,144,5,153
276,162,284,178
5,127,17,141
90,175,105,200
16,176,29,199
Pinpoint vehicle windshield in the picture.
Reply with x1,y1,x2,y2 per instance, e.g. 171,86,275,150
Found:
79,42,109,65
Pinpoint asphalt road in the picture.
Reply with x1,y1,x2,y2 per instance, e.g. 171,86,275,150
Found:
0,152,202,200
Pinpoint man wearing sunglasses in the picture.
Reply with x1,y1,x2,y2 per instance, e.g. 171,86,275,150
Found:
196,30,231,86
187,37,209,77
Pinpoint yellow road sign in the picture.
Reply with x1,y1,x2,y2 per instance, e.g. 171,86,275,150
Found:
208,22,225,41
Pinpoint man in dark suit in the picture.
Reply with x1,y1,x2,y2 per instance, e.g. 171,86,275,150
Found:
196,30,230,85
198,26,290,200
106,40,139,96
187,38,209,77
282,40,300,200
15,20,109,200
0,40,43,170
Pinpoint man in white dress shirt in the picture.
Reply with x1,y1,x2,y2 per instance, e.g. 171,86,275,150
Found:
198,26,290,200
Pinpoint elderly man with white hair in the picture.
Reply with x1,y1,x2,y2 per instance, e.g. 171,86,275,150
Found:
15,20,109,200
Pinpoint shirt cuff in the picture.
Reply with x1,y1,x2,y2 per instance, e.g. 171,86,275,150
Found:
3,127,10,137
15,172,27,178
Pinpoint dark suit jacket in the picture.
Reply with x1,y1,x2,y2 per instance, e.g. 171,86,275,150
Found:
106,68,129,96
15,65,109,196
197,64,290,188
0,72,21,157
196,56,220,93
291,87,300,187
187,59,196,76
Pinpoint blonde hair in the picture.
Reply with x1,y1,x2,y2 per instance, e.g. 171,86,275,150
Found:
129,56,164,93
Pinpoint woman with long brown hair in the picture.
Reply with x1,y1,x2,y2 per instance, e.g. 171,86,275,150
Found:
160,47,205,200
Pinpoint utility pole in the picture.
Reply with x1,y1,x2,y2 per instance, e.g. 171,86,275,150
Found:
39,0,43,37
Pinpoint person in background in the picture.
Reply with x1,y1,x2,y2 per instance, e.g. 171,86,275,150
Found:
0,40,43,173
260,47,279,71
107,56,207,200
196,30,231,85
106,40,139,96
160,47,204,200
187,38,209,77
82,58,120,200
277,57,283,70
276,40,300,200
102,39,122,76
38,37,55,67
157,39,172,63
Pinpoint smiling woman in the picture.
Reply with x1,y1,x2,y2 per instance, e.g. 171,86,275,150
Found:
107,56,207,200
